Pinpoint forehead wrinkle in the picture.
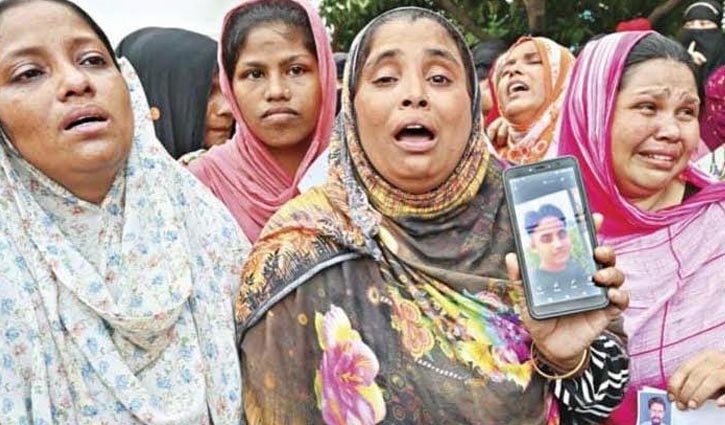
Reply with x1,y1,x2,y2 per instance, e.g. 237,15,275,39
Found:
0,34,101,65
364,48,403,71
425,47,460,67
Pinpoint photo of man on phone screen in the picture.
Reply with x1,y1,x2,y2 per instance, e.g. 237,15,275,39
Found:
525,204,587,294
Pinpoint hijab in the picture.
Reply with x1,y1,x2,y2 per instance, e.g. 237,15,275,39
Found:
558,31,725,238
116,27,223,159
187,0,336,241
493,36,574,164
557,32,725,424
235,10,628,425
0,59,248,424
236,7,543,422
679,0,725,86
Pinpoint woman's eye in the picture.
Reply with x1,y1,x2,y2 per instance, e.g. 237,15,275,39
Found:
80,54,107,67
244,70,263,80
12,67,43,83
288,65,305,76
372,76,396,85
636,102,656,113
429,74,451,85
677,107,697,118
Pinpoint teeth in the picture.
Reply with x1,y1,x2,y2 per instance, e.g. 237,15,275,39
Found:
645,154,673,161
406,125,424,130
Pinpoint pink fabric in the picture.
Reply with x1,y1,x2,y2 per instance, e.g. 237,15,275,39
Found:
188,0,336,241
557,31,725,237
557,31,725,424
700,65,725,151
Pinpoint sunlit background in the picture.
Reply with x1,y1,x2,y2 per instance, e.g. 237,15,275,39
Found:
73,0,322,46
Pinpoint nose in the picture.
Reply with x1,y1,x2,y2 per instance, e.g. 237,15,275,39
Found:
400,74,429,109
551,237,563,248
57,63,94,101
212,94,233,119
265,72,291,102
654,116,682,142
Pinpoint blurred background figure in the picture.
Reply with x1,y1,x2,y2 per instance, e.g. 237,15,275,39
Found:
333,51,347,115
679,0,725,151
471,38,508,127
489,36,574,164
117,27,234,158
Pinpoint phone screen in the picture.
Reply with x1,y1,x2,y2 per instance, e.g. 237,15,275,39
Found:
506,161,605,317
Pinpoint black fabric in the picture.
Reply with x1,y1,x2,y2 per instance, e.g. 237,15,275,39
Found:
679,28,725,88
684,0,723,23
116,27,219,159
683,180,702,201
472,38,508,81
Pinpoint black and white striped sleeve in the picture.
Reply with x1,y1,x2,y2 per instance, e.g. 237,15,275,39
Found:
553,332,630,424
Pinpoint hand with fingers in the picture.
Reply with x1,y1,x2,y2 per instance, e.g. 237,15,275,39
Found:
667,350,725,410
505,213,630,374
485,117,510,149
687,41,708,66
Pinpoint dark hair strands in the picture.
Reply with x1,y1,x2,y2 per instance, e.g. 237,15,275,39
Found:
621,33,698,90
222,0,316,80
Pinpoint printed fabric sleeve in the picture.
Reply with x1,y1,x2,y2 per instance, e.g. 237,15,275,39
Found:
553,319,630,425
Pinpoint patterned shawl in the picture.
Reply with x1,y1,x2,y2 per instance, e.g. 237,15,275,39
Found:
187,0,336,242
493,37,574,164
0,60,249,424
236,8,628,425
556,32,725,424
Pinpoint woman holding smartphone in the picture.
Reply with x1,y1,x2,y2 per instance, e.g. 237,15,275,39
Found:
234,7,630,424
557,31,725,423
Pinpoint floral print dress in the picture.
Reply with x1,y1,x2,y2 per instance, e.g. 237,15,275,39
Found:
0,60,250,425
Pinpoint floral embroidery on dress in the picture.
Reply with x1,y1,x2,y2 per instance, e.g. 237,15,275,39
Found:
389,297,435,360
314,305,386,425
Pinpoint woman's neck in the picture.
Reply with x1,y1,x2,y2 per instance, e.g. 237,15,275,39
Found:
629,179,686,212
268,139,312,178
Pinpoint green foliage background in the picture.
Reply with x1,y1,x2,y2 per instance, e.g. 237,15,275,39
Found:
320,0,693,52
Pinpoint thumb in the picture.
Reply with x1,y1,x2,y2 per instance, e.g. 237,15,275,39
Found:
505,252,521,282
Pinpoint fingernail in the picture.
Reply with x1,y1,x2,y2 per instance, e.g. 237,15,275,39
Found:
688,400,697,409
677,402,686,410
667,393,674,401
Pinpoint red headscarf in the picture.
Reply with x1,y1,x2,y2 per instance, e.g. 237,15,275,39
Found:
188,0,336,241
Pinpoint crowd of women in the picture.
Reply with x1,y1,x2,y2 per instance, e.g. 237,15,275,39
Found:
0,0,723,423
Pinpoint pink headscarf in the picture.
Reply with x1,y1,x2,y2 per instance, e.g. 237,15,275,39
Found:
188,0,336,241
557,31,725,237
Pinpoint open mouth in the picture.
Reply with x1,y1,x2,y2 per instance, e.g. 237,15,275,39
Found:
638,149,679,164
65,115,107,131
507,81,530,95
394,124,435,141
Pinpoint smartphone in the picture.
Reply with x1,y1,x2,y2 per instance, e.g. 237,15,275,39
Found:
502,156,608,320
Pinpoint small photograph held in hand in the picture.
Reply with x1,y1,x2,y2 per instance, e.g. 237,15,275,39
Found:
637,389,672,425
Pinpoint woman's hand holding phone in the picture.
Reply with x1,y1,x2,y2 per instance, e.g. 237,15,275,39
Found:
505,213,630,373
